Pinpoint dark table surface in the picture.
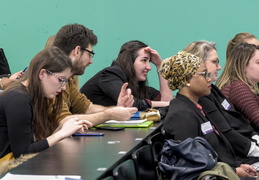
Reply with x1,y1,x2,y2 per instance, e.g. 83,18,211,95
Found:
7,122,163,180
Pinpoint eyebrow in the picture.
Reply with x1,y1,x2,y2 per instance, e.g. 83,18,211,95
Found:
140,56,150,61
207,58,219,61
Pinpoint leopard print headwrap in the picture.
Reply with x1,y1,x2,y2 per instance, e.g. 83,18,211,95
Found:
159,51,203,90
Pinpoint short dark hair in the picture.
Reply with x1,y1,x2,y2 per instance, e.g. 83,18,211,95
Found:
53,23,97,55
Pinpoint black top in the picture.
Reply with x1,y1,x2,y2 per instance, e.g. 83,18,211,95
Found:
0,84,49,158
0,48,11,75
80,64,159,110
199,84,258,157
164,93,240,168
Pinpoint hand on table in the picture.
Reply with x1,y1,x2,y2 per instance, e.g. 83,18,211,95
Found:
60,117,93,136
107,106,138,121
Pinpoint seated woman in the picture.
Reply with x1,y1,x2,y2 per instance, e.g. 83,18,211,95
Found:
226,32,259,60
0,71,25,92
0,47,92,164
0,48,26,92
217,43,259,132
159,50,258,178
184,40,259,158
80,40,172,110
226,32,259,91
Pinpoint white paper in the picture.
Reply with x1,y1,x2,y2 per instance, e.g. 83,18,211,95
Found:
104,119,147,125
0,173,81,180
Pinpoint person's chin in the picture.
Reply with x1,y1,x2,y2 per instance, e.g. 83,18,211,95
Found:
46,94,56,99
205,89,211,96
73,69,85,75
211,77,217,83
140,76,147,81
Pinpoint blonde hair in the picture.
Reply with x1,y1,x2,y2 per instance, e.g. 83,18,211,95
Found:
226,32,257,60
183,40,216,61
216,43,259,94
45,35,56,48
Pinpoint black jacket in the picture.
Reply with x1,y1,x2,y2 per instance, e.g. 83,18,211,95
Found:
199,85,258,157
164,93,240,168
80,63,159,110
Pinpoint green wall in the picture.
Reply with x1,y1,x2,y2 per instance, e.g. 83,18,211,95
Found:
1,0,259,91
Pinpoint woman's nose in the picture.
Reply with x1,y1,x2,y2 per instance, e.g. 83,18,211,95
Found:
217,64,222,70
146,63,151,70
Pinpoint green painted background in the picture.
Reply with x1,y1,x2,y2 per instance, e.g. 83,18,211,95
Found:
1,0,259,92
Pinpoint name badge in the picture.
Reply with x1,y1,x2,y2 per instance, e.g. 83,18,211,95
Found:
221,99,231,110
201,121,214,135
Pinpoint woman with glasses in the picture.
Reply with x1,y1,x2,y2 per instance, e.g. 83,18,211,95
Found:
0,46,92,164
80,40,173,110
160,51,258,178
184,40,259,161
217,43,259,133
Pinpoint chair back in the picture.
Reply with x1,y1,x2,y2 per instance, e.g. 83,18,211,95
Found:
132,145,158,180
146,132,166,163
101,176,114,180
113,159,137,180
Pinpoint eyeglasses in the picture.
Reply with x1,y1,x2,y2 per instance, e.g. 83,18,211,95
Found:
195,71,211,79
46,70,68,86
81,47,95,58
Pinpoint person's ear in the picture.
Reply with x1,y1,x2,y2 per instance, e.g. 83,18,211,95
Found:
75,46,81,55
70,46,81,60
39,69,46,80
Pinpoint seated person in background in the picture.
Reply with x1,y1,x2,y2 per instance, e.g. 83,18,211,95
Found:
0,47,92,163
0,71,25,91
217,43,259,132
52,24,137,125
184,40,259,159
226,32,259,61
45,35,80,89
226,32,259,91
45,35,56,48
0,48,11,75
80,40,173,110
0,47,26,91
159,50,258,178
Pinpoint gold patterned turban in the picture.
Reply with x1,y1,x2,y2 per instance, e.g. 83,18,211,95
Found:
159,51,203,90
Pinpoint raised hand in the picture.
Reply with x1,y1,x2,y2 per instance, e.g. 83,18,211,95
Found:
117,82,134,107
144,47,162,68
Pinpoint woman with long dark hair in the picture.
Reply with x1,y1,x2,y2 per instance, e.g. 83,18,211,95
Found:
81,40,172,110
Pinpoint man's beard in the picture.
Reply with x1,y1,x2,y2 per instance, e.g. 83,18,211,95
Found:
72,61,85,75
